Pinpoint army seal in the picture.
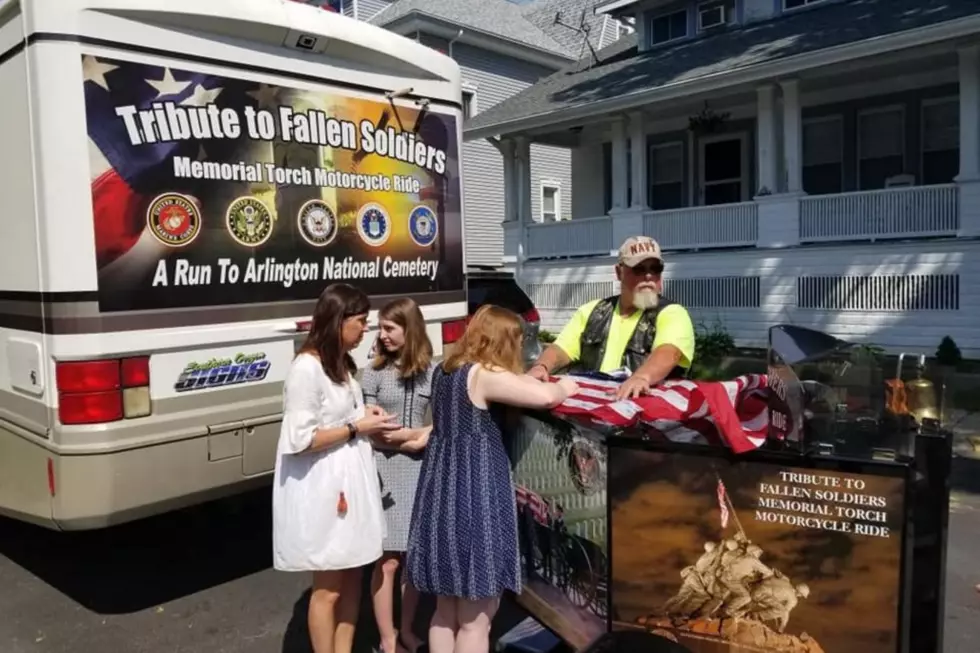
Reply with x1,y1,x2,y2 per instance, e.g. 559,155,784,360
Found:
146,193,201,247
297,199,338,247
226,196,273,247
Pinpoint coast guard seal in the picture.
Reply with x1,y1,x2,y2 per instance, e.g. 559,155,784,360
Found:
408,205,438,247
147,193,201,247
226,196,273,247
356,203,391,247
297,200,338,247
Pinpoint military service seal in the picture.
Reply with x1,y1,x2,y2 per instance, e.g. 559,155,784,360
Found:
297,199,338,247
225,196,273,247
408,205,438,247
146,193,201,247
356,202,391,247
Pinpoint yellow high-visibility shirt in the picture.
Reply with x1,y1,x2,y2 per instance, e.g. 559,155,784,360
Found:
553,299,695,374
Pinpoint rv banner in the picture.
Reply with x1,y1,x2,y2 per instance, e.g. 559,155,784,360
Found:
82,54,464,312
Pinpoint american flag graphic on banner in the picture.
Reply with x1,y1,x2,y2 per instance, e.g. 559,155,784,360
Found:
550,374,769,454
717,478,730,529
82,53,463,313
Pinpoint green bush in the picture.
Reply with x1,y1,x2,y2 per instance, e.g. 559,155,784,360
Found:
538,329,557,343
690,320,736,380
936,335,962,369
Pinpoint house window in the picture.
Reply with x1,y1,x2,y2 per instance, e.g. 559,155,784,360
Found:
802,116,843,195
540,182,561,222
784,0,825,9
649,141,684,210
921,98,959,185
698,0,736,31
647,9,688,46
462,89,476,119
858,106,905,190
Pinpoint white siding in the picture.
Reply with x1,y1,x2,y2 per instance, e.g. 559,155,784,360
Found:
356,0,393,20
519,239,980,358
421,36,572,267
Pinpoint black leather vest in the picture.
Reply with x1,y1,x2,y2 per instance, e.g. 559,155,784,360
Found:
573,295,685,379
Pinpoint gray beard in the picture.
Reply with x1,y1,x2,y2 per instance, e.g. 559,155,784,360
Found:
633,289,660,310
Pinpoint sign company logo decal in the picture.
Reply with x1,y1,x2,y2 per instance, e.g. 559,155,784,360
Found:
175,352,271,393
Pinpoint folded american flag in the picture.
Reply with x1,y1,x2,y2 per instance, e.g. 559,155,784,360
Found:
550,374,769,454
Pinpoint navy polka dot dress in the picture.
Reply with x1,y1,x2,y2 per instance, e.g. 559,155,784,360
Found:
405,363,522,600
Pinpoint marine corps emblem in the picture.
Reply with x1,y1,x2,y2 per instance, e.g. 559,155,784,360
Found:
568,438,603,496
226,196,273,247
146,193,201,247
408,205,438,247
297,199,338,247
356,202,391,247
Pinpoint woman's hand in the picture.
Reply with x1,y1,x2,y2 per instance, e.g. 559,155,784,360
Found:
355,411,400,436
557,377,580,399
365,404,386,417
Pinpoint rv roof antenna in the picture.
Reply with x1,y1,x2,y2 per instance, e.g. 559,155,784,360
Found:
553,8,600,68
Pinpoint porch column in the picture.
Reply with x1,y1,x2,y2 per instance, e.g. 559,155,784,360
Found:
957,45,980,237
628,111,649,210
956,45,980,182
755,84,778,196
515,136,532,225
501,138,517,222
499,138,519,263
780,79,803,194
610,117,629,212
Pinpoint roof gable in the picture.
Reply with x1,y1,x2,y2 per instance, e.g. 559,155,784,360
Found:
370,0,575,58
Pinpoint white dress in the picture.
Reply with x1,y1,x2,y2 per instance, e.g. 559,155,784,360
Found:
272,353,386,571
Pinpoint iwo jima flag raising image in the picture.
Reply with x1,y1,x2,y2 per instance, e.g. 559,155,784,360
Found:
83,54,464,312
608,449,907,653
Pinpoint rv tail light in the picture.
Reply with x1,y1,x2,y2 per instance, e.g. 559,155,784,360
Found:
56,356,152,425
522,307,540,324
58,390,123,425
55,360,120,393
121,356,150,387
441,318,468,345
296,320,313,332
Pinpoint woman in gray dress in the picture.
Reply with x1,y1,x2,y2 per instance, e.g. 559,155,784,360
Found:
362,298,434,653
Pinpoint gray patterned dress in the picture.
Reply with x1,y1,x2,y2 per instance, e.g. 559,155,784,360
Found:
361,361,434,552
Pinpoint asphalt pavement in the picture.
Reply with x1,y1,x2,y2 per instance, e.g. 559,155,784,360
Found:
1,455,980,653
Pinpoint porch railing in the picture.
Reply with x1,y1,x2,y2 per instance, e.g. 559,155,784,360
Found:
643,202,759,251
525,216,612,259
799,184,959,242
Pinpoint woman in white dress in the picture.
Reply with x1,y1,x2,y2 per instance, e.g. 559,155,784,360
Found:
273,283,401,653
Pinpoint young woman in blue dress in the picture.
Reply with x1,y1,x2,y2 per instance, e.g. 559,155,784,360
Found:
405,305,580,653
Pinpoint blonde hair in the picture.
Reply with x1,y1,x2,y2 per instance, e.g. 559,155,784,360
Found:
443,305,524,375
372,298,433,378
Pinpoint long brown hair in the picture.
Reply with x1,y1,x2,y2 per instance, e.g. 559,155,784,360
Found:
372,298,433,378
443,305,523,375
299,283,371,384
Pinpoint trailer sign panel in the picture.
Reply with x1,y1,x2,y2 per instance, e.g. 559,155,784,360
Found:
82,54,464,312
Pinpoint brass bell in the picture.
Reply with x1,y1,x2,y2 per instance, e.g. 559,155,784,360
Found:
905,355,939,423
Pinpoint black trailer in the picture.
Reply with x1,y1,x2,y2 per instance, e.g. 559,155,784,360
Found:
507,325,952,653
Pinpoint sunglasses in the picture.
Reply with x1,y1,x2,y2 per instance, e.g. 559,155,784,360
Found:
628,262,663,276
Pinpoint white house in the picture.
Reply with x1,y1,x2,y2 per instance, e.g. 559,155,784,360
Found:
464,0,980,358
310,0,633,266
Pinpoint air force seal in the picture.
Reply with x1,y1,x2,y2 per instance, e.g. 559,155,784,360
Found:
226,196,273,247
408,205,438,247
146,193,201,247
356,203,390,247
297,200,338,247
